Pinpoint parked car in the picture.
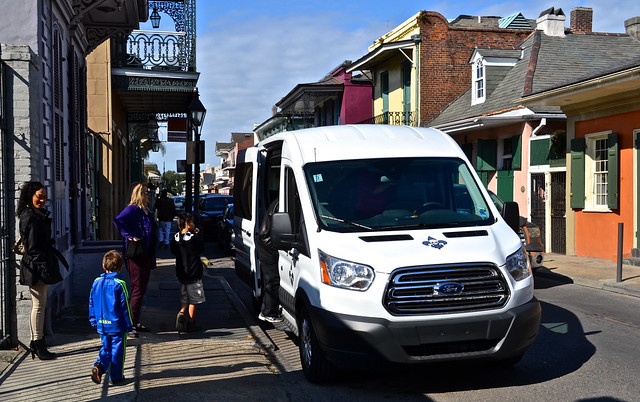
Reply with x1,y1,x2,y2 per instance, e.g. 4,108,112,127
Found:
198,194,233,239
217,203,234,255
488,191,545,270
172,196,185,213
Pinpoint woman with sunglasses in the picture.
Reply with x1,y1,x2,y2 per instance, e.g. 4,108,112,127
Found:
17,181,62,360
113,183,158,338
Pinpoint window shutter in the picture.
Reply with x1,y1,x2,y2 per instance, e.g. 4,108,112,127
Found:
607,133,619,210
511,135,522,170
477,139,496,171
570,138,585,209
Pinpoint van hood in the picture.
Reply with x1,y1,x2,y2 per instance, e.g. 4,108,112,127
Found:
317,225,521,274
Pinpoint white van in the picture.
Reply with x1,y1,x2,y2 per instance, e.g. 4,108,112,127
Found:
233,125,540,383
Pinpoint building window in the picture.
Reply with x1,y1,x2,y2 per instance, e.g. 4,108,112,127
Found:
500,137,513,170
579,132,616,211
592,136,608,207
473,59,485,104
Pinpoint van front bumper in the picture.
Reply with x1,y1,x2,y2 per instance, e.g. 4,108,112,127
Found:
308,298,541,369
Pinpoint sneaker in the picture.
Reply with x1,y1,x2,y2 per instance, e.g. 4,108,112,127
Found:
128,329,139,338
111,377,128,386
187,320,202,332
135,323,151,332
91,363,104,384
176,312,186,333
258,313,284,323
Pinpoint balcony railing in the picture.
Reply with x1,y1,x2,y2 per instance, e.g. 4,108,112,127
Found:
112,30,196,72
358,111,417,126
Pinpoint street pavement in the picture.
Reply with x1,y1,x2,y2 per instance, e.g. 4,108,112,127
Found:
0,247,639,400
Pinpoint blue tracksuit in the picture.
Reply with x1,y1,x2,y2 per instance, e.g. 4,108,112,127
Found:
89,272,133,381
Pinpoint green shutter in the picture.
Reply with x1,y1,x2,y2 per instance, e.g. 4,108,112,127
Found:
511,135,522,170
497,170,514,201
477,139,496,171
530,138,551,166
570,138,585,209
608,133,619,210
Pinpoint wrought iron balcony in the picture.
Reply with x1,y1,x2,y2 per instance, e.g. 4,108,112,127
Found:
358,111,416,126
112,30,195,72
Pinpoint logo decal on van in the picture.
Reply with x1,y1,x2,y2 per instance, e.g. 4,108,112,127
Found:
423,237,447,249
434,282,464,295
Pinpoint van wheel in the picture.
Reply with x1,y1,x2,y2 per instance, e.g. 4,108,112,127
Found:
298,306,334,383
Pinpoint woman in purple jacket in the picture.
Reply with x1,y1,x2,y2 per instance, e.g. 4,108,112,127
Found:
113,183,157,337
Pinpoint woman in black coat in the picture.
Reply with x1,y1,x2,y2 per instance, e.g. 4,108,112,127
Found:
17,181,61,360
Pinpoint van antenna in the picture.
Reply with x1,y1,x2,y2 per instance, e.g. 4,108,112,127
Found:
314,148,317,162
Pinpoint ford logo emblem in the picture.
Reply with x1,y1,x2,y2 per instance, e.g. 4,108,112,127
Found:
434,282,464,295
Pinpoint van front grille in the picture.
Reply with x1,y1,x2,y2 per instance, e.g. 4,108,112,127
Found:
384,263,509,315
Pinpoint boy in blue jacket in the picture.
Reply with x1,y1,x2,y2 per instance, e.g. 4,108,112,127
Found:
89,250,133,385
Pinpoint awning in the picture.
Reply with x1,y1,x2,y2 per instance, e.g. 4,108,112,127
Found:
346,39,417,72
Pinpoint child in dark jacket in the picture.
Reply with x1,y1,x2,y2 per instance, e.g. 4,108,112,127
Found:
89,250,133,385
170,213,206,333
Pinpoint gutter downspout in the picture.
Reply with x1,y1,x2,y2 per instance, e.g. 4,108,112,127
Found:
531,117,547,136
412,34,421,127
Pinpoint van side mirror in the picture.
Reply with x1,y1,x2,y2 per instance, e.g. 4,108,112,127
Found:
271,212,296,250
502,201,520,233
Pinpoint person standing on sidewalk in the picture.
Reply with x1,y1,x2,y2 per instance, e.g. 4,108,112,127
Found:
17,181,65,360
170,213,206,333
89,250,133,385
256,199,283,323
113,183,157,338
154,189,176,248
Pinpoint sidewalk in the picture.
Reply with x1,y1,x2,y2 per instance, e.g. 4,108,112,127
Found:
536,253,640,298
0,252,284,401
1,249,640,400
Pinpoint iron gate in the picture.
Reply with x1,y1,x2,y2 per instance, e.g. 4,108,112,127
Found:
0,61,15,348
530,173,546,242
551,172,567,254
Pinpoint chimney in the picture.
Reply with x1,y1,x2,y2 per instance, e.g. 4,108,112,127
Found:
536,7,566,37
570,7,593,33
625,16,640,40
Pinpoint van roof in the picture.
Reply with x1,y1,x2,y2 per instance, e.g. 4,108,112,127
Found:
265,125,464,164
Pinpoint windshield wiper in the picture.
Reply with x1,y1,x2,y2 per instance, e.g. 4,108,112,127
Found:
319,215,373,230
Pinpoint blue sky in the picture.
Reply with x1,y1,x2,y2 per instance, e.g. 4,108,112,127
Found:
146,0,640,172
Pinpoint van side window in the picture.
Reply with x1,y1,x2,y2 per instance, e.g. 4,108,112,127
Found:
285,167,309,257
234,162,253,219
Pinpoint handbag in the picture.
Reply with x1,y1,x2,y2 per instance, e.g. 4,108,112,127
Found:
13,237,25,255
126,238,146,259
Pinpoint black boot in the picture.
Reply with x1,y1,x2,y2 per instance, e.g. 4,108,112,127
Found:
30,339,56,360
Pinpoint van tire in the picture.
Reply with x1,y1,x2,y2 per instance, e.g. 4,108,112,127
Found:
298,306,334,383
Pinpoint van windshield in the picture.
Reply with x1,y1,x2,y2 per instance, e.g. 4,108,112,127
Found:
304,157,494,232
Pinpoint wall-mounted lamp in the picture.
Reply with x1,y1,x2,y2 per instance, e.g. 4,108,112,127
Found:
151,140,161,153
150,8,161,29
147,119,159,140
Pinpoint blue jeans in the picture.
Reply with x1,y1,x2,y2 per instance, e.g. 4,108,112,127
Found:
158,221,172,245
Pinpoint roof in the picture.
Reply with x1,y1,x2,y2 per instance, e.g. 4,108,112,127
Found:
449,14,535,29
429,31,640,128
498,13,533,29
260,125,464,164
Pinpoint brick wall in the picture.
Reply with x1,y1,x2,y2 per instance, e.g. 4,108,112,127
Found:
417,12,532,125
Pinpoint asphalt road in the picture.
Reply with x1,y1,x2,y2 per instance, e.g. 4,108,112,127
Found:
206,242,640,401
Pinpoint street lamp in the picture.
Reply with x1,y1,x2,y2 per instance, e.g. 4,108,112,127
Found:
150,8,161,29
147,118,159,140
188,89,206,222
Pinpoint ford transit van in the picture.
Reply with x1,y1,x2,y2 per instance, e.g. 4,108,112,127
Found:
233,125,540,383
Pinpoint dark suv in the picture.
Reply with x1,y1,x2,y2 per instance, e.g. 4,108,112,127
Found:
197,194,233,239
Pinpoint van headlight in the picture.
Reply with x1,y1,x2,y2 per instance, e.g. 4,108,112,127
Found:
318,250,374,291
505,247,532,281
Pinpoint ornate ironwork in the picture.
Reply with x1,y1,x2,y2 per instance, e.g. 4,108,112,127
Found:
112,0,197,72
127,112,188,122
357,111,416,126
